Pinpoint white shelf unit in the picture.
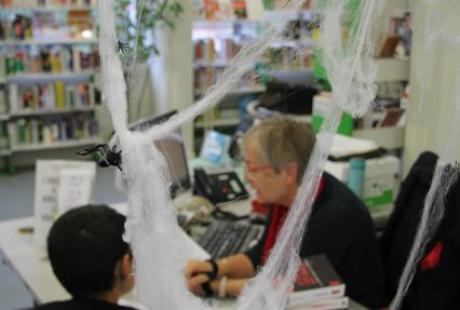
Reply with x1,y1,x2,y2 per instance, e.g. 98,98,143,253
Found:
0,38,98,46
192,18,265,153
5,71,95,83
9,105,99,117
10,137,102,153
353,126,405,150
0,4,101,171
192,11,317,153
0,6,97,13
194,85,266,97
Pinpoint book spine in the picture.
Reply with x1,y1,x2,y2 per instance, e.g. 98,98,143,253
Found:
54,81,65,109
30,119,39,144
0,86,6,114
8,83,19,113
42,125,52,144
89,83,95,106
7,121,17,147
51,122,59,142
72,48,81,72
287,297,349,310
16,118,26,144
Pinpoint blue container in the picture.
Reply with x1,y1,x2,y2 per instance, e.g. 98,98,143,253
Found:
348,158,365,198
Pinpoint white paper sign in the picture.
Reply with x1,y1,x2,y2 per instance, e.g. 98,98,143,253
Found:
57,169,95,214
34,160,96,248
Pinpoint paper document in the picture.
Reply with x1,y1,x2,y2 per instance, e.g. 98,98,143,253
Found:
327,134,379,158
57,169,95,214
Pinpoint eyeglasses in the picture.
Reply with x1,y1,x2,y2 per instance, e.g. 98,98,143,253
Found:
244,161,273,175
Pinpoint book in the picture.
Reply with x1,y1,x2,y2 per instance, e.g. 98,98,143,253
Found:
54,81,66,109
378,108,405,127
286,255,345,309
232,0,247,19
377,34,400,58
8,83,19,113
288,297,349,310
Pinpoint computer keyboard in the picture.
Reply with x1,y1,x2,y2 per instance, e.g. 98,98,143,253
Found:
197,219,264,258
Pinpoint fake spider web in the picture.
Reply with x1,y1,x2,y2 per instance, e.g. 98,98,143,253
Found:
96,1,460,309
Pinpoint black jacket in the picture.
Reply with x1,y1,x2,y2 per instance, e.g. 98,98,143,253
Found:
32,298,137,310
245,172,386,309
380,151,460,309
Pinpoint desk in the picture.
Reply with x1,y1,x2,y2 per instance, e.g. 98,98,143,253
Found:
0,199,390,308
0,217,68,304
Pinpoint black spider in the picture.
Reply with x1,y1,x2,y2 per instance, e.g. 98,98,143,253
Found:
77,144,123,171
117,40,130,54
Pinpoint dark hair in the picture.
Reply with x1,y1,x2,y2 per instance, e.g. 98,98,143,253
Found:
47,205,129,297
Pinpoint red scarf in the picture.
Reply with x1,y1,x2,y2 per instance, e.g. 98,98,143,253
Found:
260,177,325,265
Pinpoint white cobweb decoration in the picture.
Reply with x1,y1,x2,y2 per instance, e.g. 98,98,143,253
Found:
98,0,382,309
97,0,459,309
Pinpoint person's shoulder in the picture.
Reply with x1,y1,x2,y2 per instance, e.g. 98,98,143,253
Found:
320,172,370,216
30,299,138,310
31,300,72,310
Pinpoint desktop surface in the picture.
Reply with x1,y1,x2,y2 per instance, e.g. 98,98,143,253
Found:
0,195,391,308
0,217,69,304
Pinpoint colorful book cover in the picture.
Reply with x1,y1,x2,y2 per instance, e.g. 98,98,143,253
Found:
54,81,66,109
287,255,345,308
232,0,247,19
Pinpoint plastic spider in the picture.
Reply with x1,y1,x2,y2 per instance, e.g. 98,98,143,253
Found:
117,40,130,54
77,144,123,171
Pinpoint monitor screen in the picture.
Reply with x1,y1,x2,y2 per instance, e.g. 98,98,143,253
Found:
110,110,191,196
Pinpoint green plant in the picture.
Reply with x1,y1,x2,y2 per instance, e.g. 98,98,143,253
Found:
116,0,184,62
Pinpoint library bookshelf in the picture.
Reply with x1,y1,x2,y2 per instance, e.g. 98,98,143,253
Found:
0,0,102,173
191,8,317,152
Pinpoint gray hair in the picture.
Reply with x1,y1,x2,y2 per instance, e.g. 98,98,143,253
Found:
243,117,316,183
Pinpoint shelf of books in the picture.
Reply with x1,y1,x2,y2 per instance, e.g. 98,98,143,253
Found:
191,1,317,152
0,0,101,171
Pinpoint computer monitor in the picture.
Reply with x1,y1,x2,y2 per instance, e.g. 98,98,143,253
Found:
110,110,191,196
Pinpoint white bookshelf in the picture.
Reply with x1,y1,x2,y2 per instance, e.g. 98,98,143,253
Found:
191,8,318,153
0,3,101,171
194,85,266,97
353,126,405,150
5,71,95,83
10,105,99,117
0,6,96,13
10,138,102,153
0,38,98,46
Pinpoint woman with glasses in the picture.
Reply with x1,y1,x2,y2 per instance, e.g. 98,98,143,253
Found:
185,117,386,309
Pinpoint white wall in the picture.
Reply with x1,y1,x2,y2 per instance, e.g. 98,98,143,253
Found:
403,1,460,173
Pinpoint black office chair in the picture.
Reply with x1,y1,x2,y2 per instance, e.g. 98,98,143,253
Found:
380,151,460,309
